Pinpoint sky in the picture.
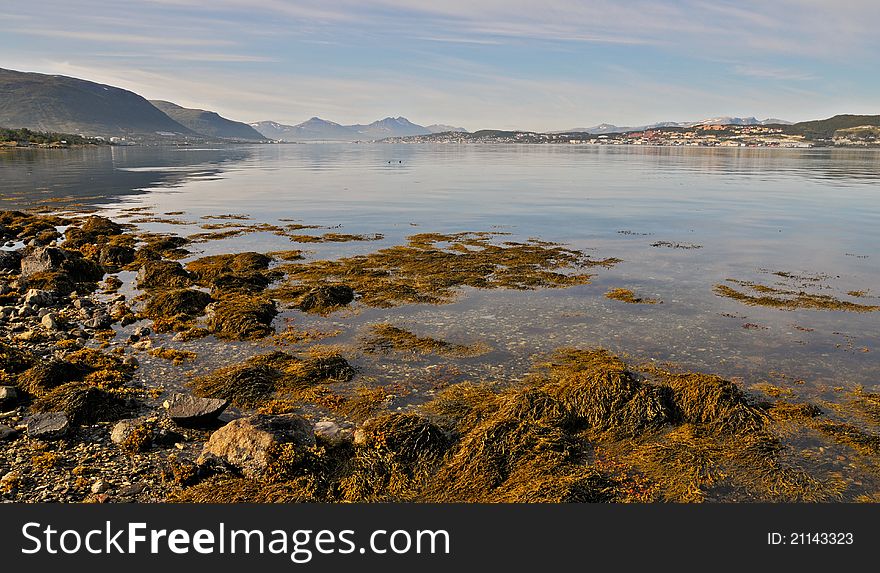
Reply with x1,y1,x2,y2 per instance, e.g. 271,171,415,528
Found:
1,0,878,131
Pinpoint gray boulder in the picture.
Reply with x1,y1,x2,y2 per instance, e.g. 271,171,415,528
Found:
25,412,70,439
198,414,315,477
163,394,229,424
20,246,67,277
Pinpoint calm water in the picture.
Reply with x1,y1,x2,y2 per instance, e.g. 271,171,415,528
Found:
2,144,879,400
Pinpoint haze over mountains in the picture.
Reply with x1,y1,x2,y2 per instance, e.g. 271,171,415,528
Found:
249,117,468,141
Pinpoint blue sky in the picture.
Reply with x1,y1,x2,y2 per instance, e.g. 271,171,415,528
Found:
1,1,878,131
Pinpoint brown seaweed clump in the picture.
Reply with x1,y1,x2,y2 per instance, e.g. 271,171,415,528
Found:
148,347,198,365
189,351,355,408
714,280,880,312
31,382,129,426
174,347,855,504
361,323,490,357
136,260,191,290
604,288,660,305
205,295,278,339
270,232,617,310
142,288,212,333
186,252,277,296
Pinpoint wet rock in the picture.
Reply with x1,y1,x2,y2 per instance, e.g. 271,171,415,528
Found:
133,326,151,337
72,298,94,310
110,417,155,447
98,244,135,268
91,480,110,494
25,412,70,439
41,312,61,331
0,385,18,408
0,250,21,272
20,246,67,276
24,288,56,307
198,414,315,477
164,394,229,425
84,311,112,329
314,420,351,444
0,424,17,441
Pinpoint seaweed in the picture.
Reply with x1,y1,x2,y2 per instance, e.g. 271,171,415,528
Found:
31,382,129,426
206,295,278,339
136,260,191,289
189,351,355,408
714,280,880,312
270,232,616,310
361,323,490,357
604,288,660,305
142,288,212,332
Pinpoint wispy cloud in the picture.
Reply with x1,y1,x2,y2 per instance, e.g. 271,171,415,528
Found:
11,28,235,47
732,64,817,81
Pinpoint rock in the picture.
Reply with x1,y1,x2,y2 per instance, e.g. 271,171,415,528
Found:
131,339,153,351
110,417,155,451
0,385,18,408
163,394,229,425
136,260,190,289
84,311,112,329
198,414,315,477
20,246,67,277
24,288,55,307
314,420,351,444
41,312,61,331
0,424,17,441
25,412,70,439
72,298,94,310
98,244,135,267
90,480,110,494
133,326,151,337
0,250,21,272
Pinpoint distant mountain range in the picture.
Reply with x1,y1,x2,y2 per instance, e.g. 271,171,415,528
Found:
561,117,793,134
1,67,875,145
249,116,468,141
149,100,264,140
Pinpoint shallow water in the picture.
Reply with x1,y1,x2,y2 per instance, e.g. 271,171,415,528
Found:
2,144,879,401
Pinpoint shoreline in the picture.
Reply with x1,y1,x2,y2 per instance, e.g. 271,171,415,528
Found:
1,208,879,503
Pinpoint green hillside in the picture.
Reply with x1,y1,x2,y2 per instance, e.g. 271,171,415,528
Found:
785,114,880,139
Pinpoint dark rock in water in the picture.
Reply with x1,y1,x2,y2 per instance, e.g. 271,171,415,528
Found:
164,394,229,424
0,250,21,272
98,244,135,268
25,412,70,439
0,385,18,407
136,260,191,289
198,414,315,477
296,284,355,313
0,424,17,441
20,246,67,276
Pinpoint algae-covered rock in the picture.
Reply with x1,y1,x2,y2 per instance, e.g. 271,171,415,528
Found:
136,260,191,289
142,288,212,331
199,414,315,477
295,284,355,313
205,295,277,339
31,382,129,426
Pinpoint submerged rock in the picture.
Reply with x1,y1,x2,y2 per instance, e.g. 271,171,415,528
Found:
25,412,70,439
164,394,229,425
199,414,315,477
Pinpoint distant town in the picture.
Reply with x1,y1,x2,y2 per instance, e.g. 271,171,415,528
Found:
382,122,880,148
